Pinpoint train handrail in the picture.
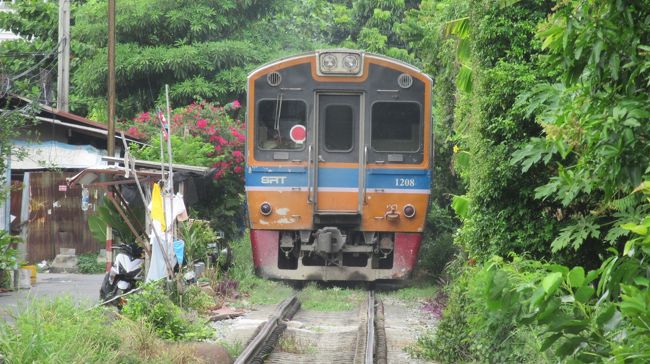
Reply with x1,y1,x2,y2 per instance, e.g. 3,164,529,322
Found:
362,146,368,204
307,144,313,203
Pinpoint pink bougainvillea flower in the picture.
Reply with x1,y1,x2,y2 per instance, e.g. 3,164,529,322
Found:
196,119,208,128
214,145,222,152
234,166,242,174
232,150,242,158
231,130,246,142
216,136,227,145
232,100,241,109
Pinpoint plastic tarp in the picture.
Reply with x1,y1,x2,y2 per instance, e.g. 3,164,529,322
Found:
10,140,107,170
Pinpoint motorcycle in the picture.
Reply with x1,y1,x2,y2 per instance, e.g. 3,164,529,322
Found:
99,243,144,305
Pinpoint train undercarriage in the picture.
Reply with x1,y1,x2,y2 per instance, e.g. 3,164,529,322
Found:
250,229,422,281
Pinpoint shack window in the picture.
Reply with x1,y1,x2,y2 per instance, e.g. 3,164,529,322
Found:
324,105,353,151
257,100,307,150
371,102,420,152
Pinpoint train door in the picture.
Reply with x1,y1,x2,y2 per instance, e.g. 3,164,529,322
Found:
313,93,364,218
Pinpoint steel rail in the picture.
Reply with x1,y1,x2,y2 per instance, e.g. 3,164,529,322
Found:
235,293,301,364
365,290,376,364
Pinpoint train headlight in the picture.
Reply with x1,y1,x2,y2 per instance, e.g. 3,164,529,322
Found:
343,55,359,70
403,204,416,219
317,51,363,75
321,54,337,70
260,202,272,216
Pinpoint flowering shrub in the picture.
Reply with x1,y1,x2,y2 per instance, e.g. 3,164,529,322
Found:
124,99,244,182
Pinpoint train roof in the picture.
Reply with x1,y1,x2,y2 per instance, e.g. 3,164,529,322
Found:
248,49,432,83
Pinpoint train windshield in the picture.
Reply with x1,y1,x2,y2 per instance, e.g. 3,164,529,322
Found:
257,99,307,150
371,102,421,152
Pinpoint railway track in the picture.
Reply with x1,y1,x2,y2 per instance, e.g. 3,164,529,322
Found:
234,291,387,364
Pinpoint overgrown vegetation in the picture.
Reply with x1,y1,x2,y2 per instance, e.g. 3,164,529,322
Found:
121,281,213,341
227,233,293,307
0,231,19,288
0,297,210,363
178,220,218,265
406,0,650,362
76,252,105,274
0,298,122,363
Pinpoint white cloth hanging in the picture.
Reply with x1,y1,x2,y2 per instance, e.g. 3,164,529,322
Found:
146,193,188,282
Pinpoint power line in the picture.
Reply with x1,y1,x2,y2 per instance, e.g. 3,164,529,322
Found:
0,52,53,57
10,38,63,81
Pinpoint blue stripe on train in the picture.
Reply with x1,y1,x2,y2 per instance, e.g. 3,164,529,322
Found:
245,167,432,190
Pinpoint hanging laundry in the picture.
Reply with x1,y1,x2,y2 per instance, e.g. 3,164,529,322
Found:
146,192,188,282
150,183,166,231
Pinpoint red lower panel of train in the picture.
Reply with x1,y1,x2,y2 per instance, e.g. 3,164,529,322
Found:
250,229,422,281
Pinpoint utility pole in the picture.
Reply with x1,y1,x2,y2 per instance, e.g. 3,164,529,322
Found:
107,0,116,157
105,0,116,272
56,0,70,111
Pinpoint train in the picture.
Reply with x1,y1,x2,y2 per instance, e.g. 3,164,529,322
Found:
244,49,432,281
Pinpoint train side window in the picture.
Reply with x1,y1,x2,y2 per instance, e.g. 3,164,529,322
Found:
324,105,353,151
257,100,307,150
371,102,421,152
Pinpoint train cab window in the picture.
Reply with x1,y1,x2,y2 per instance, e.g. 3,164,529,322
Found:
371,102,421,152
257,100,307,150
324,105,353,151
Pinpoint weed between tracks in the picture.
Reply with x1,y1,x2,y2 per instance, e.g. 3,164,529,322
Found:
298,284,365,311
277,333,317,354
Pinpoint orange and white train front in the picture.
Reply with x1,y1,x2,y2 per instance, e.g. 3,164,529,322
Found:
245,50,432,281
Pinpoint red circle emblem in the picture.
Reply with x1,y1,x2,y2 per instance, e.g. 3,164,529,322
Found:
289,125,306,144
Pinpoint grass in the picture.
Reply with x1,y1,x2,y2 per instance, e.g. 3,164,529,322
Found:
227,232,294,307
220,340,244,359
380,281,438,301
277,333,316,354
298,283,365,311
0,298,121,363
0,297,211,363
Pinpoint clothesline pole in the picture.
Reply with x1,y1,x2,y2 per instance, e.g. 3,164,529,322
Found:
165,84,176,241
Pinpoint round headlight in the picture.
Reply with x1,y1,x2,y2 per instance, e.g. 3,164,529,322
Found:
343,55,359,70
321,54,337,70
260,202,272,216
403,204,416,219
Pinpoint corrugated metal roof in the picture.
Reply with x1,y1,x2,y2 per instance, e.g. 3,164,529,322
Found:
3,93,143,141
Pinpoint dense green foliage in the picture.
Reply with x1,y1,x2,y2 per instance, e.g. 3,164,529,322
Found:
410,0,650,362
76,252,105,274
413,257,551,363
122,281,212,341
178,219,218,264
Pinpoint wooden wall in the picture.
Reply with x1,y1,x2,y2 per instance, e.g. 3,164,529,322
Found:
21,172,103,262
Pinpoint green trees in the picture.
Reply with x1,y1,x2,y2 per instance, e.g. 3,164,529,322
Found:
0,0,346,119
513,0,650,256
406,0,650,362
71,0,277,117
